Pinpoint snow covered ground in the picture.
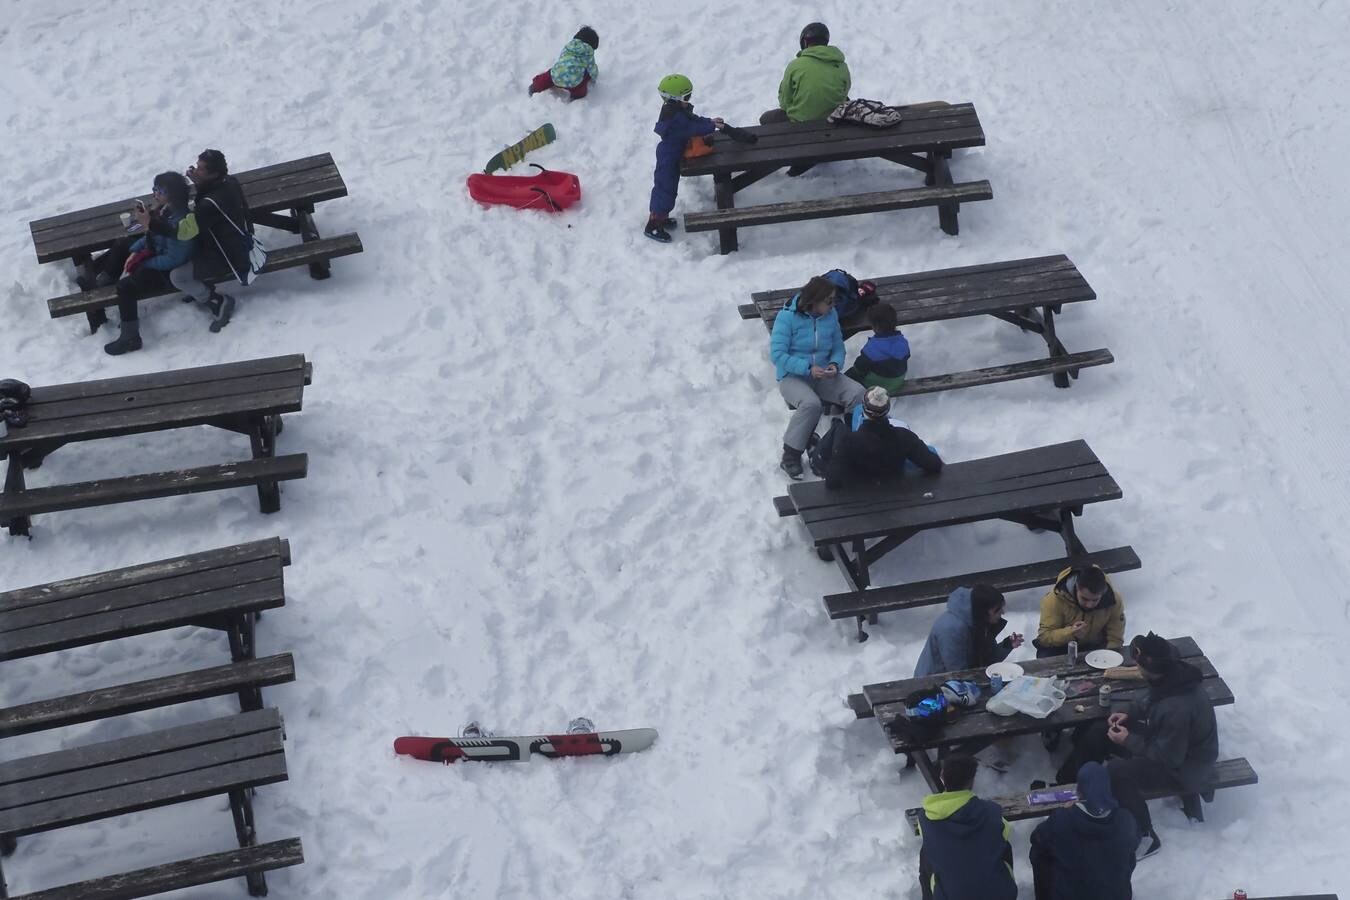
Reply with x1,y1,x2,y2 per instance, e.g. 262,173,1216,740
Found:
3,0,1349,896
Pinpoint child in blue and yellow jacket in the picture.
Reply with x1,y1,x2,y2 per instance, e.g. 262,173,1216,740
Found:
645,73,725,243
529,27,599,100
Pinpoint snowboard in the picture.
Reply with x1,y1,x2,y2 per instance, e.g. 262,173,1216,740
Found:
394,727,657,764
483,123,557,174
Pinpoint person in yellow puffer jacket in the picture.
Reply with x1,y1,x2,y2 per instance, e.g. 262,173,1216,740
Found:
1035,564,1125,658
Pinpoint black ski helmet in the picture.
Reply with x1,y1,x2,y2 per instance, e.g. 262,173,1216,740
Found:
800,22,829,49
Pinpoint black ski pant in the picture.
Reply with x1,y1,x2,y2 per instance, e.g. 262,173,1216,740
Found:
1055,719,1180,836
115,267,172,322
90,237,135,282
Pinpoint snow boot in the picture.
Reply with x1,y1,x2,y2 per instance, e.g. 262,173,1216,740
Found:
1136,831,1162,861
95,271,115,287
206,291,236,333
103,318,142,356
643,221,673,243
780,444,804,480
567,717,595,734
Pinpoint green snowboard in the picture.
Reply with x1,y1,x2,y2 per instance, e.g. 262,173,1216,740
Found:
483,123,557,174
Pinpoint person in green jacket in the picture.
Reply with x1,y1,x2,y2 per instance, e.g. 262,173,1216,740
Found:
761,22,851,124
760,22,851,175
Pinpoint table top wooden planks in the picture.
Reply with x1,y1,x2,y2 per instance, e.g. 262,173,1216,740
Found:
29,154,347,265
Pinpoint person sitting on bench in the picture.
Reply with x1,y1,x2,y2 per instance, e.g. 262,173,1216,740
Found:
759,22,851,176
770,275,865,479
1053,632,1220,861
916,754,1016,900
1029,761,1139,900
914,584,1023,677
96,172,196,356
1034,564,1125,658
811,386,941,488
169,149,252,331
843,302,910,394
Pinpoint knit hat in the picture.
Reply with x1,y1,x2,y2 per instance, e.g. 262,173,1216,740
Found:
1076,762,1118,816
863,386,890,419
1131,631,1178,673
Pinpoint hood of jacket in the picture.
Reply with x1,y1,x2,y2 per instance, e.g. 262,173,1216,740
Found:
797,44,846,66
862,331,910,362
944,586,975,628
1052,567,1118,614
1148,657,1204,700
922,789,974,822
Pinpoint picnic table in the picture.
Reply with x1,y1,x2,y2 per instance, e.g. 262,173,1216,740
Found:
29,153,362,334
853,636,1233,792
0,356,310,538
774,439,1137,641
680,103,989,254
741,255,1113,392
0,709,302,897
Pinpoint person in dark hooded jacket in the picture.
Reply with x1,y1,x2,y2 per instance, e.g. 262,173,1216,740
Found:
644,74,727,243
166,149,251,330
1030,761,1138,900
1054,632,1219,859
915,585,1023,678
917,754,1016,900
815,385,942,488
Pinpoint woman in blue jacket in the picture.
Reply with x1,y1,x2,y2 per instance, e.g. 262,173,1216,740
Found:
769,275,865,478
98,171,196,355
915,585,1024,677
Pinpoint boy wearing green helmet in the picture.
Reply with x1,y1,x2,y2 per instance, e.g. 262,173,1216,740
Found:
646,74,726,243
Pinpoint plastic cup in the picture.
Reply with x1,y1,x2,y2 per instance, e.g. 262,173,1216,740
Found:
119,212,132,229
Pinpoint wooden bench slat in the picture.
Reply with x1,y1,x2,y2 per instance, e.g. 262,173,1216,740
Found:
0,454,308,521
0,538,288,611
0,709,280,787
0,654,296,738
47,232,363,319
684,181,992,232
23,371,308,425
749,255,1079,303
824,546,1141,621
26,355,306,405
0,556,282,631
895,349,1114,397
10,837,304,900
0,751,288,838
904,758,1258,827
3,577,286,660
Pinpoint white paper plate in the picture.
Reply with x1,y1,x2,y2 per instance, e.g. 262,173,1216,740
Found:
985,661,1024,680
1084,649,1124,669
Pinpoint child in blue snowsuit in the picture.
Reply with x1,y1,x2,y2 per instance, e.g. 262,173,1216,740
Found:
646,74,725,243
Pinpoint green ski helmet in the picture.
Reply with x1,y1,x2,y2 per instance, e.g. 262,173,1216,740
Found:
658,73,693,102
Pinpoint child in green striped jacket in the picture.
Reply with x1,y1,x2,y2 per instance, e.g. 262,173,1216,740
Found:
529,27,600,101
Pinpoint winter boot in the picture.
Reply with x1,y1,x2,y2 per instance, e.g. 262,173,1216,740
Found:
780,444,804,480
94,271,115,287
1136,831,1162,861
567,717,595,735
643,220,673,243
103,318,142,356
206,291,236,333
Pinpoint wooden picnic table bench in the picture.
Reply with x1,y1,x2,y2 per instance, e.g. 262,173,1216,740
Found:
857,636,1233,792
28,154,361,334
775,439,1131,641
680,103,989,254
0,709,301,897
742,255,1112,392
0,356,310,537
0,538,290,665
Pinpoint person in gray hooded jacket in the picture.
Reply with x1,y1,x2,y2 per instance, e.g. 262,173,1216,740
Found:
914,585,1024,677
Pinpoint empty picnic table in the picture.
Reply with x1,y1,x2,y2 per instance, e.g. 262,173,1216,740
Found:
774,440,1135,641
741,255,1113,391
0,355,310,538
0,709,302,897
854,636,1234,792
680,102,989,254
30,154,363,333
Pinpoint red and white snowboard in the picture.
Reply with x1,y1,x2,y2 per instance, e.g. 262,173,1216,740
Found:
394,727,657,764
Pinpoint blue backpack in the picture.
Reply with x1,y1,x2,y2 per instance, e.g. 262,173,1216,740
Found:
822,268,876,319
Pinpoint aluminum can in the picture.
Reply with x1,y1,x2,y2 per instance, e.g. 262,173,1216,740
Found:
1098,684,1113,707
1067,641,1079,665
991,674,1004,694
1233,891,1247,900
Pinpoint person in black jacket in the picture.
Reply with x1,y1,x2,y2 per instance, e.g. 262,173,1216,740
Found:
1052,632,1219,860
1030,761,1138,900
814,386,942,488
916,754,1016,900
168,149,252,330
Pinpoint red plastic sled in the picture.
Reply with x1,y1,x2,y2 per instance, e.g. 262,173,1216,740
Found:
466,164,581,212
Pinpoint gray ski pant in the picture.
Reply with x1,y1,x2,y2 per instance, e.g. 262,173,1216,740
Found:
778,373,865,452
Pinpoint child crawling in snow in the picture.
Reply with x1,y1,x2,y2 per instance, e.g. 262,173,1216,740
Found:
528,26,600,100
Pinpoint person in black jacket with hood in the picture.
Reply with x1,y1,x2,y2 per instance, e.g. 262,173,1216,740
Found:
167,149,252,330
916,754,1016,900
1030,761,1138,900
816,386,943,489
1053,632,1219,860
